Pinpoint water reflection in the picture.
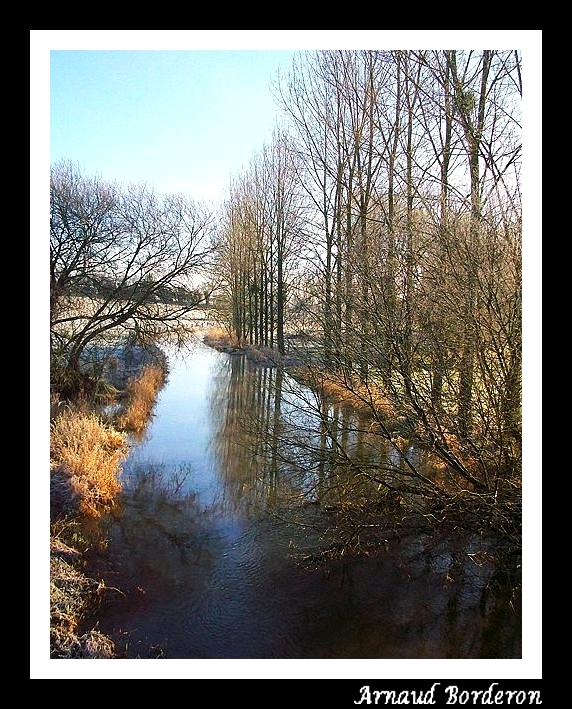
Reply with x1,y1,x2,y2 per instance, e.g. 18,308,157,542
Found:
91,336,521,659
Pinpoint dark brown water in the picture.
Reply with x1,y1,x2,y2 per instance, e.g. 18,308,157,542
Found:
88,336,522,662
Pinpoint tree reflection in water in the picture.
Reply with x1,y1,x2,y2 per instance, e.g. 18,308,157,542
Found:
91,340,521,659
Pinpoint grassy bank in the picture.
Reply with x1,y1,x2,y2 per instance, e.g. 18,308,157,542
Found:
49,358,167,659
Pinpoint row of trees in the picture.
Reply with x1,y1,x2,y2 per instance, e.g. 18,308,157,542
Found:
212,49,522,522
68,274,204,307
215,131,305,354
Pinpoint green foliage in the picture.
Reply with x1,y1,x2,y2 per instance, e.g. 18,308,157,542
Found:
455,89,476,116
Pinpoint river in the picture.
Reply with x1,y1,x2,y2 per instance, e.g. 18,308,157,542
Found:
85,334,522,664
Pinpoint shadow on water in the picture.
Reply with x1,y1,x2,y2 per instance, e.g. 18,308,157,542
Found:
85,336,521,659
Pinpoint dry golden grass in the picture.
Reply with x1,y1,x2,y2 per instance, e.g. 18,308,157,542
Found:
50,408,129,517
295,368,396,419
49,358,168,658
203,326,241,349
115,363,167,435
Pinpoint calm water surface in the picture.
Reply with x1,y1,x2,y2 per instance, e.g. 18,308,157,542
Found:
89,336,521,659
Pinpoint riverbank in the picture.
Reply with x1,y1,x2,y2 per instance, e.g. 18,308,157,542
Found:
202,327,305,368
49,339,168,658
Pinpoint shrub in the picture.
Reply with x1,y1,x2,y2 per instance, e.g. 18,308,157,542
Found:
50,408,129,517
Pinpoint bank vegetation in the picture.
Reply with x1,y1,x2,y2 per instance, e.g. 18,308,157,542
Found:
49,361,168,658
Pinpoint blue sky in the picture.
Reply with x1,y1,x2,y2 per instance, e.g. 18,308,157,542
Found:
49,48,298,202
32,31,542,681
35,31,542,205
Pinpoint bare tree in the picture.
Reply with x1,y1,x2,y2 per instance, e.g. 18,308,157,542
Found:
213,131,304,352
50,160,217,395
274,51,349,368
